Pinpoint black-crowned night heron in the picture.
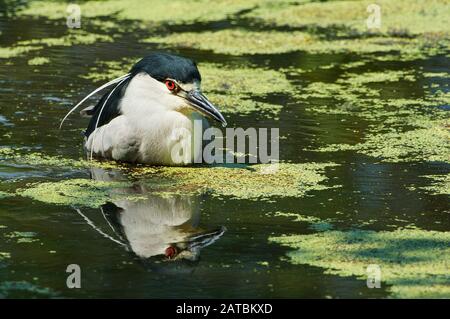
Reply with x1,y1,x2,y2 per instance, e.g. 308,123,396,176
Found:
60,52,227,165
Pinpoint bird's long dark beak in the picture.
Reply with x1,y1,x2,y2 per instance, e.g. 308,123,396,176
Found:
186,90,227,126
165,226,226,261
185,226,226,250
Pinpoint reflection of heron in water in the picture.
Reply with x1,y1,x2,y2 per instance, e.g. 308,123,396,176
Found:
76,168,225,262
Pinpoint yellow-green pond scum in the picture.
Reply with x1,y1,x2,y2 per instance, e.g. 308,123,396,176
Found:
315,119,449,163
15,162,340,207
13,1,449,59
410,175,450,196
271,228,450,298
0,31,113,59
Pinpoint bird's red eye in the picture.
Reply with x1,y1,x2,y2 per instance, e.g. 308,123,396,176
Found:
165,80,176,91
165,246,177,259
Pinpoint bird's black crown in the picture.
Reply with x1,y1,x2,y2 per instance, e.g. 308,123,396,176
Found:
130,52,201,83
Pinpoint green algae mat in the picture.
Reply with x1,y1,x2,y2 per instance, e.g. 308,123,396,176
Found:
271,224,450,298
0,0,449,298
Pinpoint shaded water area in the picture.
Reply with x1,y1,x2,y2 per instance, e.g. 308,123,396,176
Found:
0,0,449,298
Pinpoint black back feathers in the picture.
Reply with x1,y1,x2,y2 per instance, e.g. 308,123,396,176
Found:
84,77,130,138
130,52,201,83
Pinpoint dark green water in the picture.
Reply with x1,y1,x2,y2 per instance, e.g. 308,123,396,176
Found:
0,1,448,298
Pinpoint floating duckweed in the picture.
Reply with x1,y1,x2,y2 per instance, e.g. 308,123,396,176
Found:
18,0,278,23
0,191,12,199
81,59,136,82
340,60,368,70
207,94,283,117
245,0,450,36
200,63,292,115
0,147,123,170
200,63,293,95
305,37,449,57
273,211,322,223
382,93,450,110
300,81,378,103
300,69,415,102
0,45,42,59
27,57,50,66
138,163,339,200
304,91,442,115
2,148,338,201
16,0,449,59
422,72,450,78
4,231,36,238
11,162,339,205
19,32,113,47
0,252,11,260
0,32,113,59
301,82,349,100
316,119,449,163
144,29,448,57
17,179,131,208
414,175,450,195
270,228,450,298
272,211,334,231
5,231,39,244
257,261,269,267
338,70,416,85
296,70,450,127
144,29,314,55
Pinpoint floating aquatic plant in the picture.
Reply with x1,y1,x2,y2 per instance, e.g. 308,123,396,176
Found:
0,252,10,260
144,29,448,57
207,94,283,117
245,0,450,36
298,65,449,164
143,29,314,55
0,31,113,59
337,70,416,85
81,59,136,82
18,0,283,24
270,228,450,298
411,175,450,195
0,45,41,59
27,57,50,66
6,146,340,205
316,119,449,163
0,147,122,170
135,162,340,200
200,63,293,96
272,211,334,231
0,191,12,199
422,72,450,78
4,231,39,244
17,179,130,208
200,63,291,116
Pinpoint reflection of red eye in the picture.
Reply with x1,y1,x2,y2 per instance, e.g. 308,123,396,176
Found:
165,80,176,91
165,246,177,259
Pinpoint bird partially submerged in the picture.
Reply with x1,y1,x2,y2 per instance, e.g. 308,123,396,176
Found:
60,53,227,165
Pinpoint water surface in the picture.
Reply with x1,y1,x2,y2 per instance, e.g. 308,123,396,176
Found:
0,0,449,298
